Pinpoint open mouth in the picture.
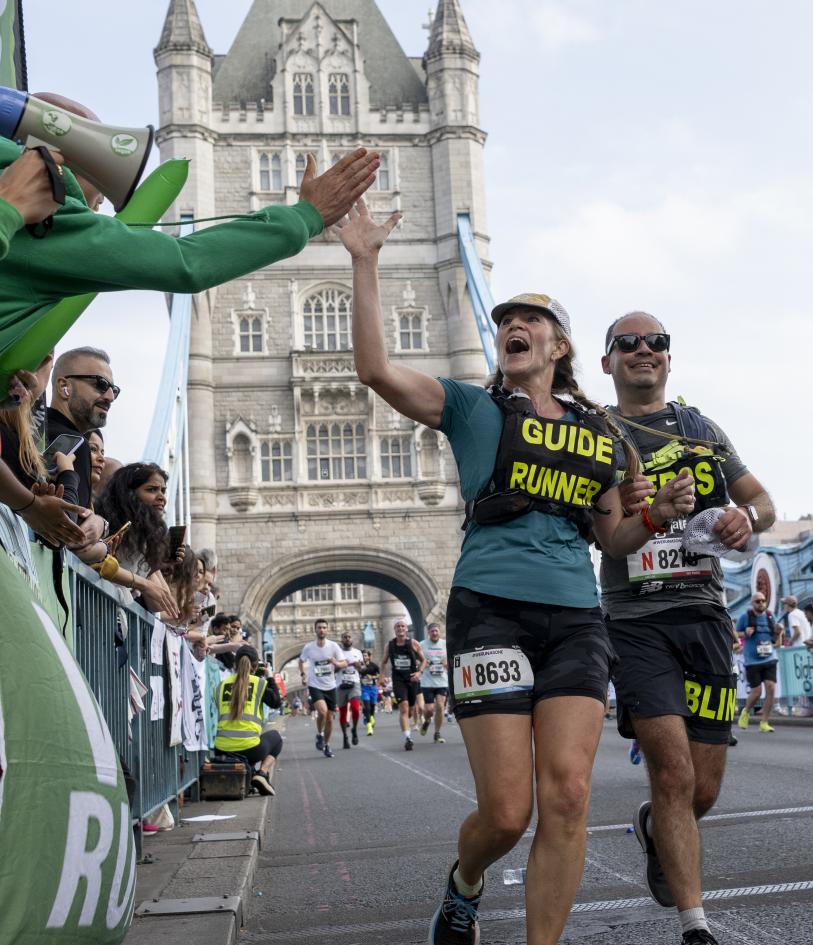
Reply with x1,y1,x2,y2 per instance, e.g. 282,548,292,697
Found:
505,336,530,355
630,360,656,369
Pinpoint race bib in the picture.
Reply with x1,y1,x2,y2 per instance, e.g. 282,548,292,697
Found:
627,527,713,595
314,660,333,677
394,655,412,671
453,647,533,701
756,642,774,658
429,661,445,676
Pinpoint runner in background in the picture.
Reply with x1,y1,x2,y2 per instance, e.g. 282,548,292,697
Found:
380,618,426,751
360,648,380,736
336,630,364,748
419,622,449,743
298,619,347,759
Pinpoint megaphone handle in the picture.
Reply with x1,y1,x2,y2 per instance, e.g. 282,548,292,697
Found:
24,146,66,239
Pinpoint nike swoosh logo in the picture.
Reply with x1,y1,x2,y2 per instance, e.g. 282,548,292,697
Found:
665,420,677,426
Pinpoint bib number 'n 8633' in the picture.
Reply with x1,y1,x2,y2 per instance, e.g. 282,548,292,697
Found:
453,647,533,701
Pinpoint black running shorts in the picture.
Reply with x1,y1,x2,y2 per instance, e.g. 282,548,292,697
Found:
745,661,778,688
606,606,737,746
392,677,419,707
308,686,337,712
446,586,614,721
421,687,448,704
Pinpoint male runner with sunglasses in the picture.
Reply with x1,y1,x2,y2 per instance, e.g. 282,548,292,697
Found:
599,311,775,945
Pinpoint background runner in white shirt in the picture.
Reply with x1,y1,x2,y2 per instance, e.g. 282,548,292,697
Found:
298,619,347,758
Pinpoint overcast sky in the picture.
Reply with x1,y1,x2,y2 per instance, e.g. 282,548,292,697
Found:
22,0,813,518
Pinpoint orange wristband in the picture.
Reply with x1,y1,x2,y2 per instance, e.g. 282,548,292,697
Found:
641,504,664,535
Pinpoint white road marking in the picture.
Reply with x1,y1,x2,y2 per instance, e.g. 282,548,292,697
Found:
360,744,478,805
586,804,813,835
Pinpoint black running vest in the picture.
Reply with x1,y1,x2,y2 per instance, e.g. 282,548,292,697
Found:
388,640,417,680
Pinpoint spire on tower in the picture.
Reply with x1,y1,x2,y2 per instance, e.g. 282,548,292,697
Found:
155,0,212,58
425,0,479,61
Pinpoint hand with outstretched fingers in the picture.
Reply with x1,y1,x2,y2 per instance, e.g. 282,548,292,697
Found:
19,494,87,547
618,473,656,515
712,505,752,550
299,149,380,227
334,198,402,260
0,148,65,223
650,468,696,524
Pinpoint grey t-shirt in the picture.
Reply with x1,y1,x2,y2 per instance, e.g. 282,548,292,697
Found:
600,405,748,620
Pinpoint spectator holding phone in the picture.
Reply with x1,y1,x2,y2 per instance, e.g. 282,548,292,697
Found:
95,462,179,619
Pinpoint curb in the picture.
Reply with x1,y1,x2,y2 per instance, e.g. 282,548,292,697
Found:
124,791,271,945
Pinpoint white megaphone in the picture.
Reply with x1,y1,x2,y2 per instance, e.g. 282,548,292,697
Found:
0,87,154,211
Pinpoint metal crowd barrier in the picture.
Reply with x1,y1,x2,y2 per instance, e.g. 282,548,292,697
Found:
69,556,205,850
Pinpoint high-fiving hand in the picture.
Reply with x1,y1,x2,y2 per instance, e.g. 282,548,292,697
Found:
333,198,402,260
300,149,380,227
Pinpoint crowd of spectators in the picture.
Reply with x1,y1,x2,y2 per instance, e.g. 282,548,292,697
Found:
0,342,272,827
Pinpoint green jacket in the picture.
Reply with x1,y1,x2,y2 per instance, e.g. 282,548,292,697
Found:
0,138,324,354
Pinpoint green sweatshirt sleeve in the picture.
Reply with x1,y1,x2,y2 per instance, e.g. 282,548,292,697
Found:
0,198,24,262
5,196,324,301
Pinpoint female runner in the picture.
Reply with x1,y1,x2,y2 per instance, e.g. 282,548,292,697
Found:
336,200,695,945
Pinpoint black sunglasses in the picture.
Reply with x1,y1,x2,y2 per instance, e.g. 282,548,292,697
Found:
64,374,121,399
606,332,671,355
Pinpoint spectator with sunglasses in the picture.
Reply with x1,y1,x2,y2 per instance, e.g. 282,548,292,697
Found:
598,310,775,945
48,346,120,551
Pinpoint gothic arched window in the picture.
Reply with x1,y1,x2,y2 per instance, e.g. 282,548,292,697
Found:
302,287,352,351
238,316,263,353
380,435,413,479
232,434,253,484
259,153,282,191
306,422,367,480
293,73,315,115
295,153,307,187
373,152,390,191
261,441,293,482
328,73,351,116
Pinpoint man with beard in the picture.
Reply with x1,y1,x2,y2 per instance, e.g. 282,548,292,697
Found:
418,623,449,744
599,311,774,945
298,619,347,758
336,630,364,748
48,346,118,550
380,618,426,751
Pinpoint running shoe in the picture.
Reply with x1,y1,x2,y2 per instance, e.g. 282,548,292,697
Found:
428,860,483,945
632,801,674,907
629,740,642,765
737,708,750,730
729,733,738,747
420,718,431,736
681,930,718,945
343,734,350,749
366,721,374,736
315,733,324,751
404,737,414,751
759,720,775,733
323,745,335,758
251,772,275,797
352,730,359,745
434,732,446,744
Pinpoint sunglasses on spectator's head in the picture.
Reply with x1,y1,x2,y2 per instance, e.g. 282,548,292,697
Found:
64,374,121,399
606,333,671,355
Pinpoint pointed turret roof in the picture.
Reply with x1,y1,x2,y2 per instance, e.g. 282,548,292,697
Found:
213,1,427,108
426,0,478,60
156,0,212,57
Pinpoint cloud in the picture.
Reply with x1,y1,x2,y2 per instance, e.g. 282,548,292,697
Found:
531,3,599,49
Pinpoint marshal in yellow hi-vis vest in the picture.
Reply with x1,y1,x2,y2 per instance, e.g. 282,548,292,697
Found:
214,674,267,752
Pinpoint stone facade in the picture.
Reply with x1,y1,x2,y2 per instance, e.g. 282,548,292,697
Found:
154,0,491,663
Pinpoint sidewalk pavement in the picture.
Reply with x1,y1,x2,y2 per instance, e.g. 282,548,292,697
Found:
124,791,271,945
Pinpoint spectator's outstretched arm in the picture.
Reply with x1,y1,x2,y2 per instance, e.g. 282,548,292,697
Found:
0,148,65,256
0,459,86,546
7,149,379,301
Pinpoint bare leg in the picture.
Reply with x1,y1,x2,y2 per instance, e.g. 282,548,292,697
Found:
526,697,604,945
260,755,276,777
315,700,327,735
762,680,777,720
689,740,727,819
744,683,762,712
434,694,446,734
398,698,411,733
323,709,334,745
634,715,701,911
457,713,534,885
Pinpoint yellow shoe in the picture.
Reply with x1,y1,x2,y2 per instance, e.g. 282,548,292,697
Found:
759,720,775,733
366,721,373,736
738,708,750,730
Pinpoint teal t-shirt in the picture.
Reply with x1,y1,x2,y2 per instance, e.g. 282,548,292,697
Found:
437,378,599,608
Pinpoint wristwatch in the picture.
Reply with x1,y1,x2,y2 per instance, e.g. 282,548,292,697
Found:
739,505,759,527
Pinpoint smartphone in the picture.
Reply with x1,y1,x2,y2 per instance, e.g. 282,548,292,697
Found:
167,524,187,557
200,602,217,618
41,433,85,475
106,521,132,543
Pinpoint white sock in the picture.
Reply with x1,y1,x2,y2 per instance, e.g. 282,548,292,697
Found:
679,907,709,934
452,866,483,898
403,728,412,740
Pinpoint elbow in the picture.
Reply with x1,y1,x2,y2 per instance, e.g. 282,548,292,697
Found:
354,360,387,390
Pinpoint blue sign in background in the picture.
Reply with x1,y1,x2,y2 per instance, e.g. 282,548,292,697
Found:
777,646,813,699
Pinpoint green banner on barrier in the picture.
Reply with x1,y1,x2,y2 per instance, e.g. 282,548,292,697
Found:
0,548,134,943
777,645,813,700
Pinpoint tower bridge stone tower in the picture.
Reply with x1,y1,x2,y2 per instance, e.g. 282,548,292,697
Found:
154,0,491,659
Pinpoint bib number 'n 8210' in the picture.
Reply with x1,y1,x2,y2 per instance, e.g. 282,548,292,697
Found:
453,647,533,701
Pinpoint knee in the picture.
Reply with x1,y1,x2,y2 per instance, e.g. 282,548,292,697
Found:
693,781,719,818
538,771,592,825
482,804,533,845
649,757,695,802
765,681,776,695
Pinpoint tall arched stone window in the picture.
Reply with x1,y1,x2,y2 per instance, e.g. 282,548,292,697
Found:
232,434,253,484
302,287,352,351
